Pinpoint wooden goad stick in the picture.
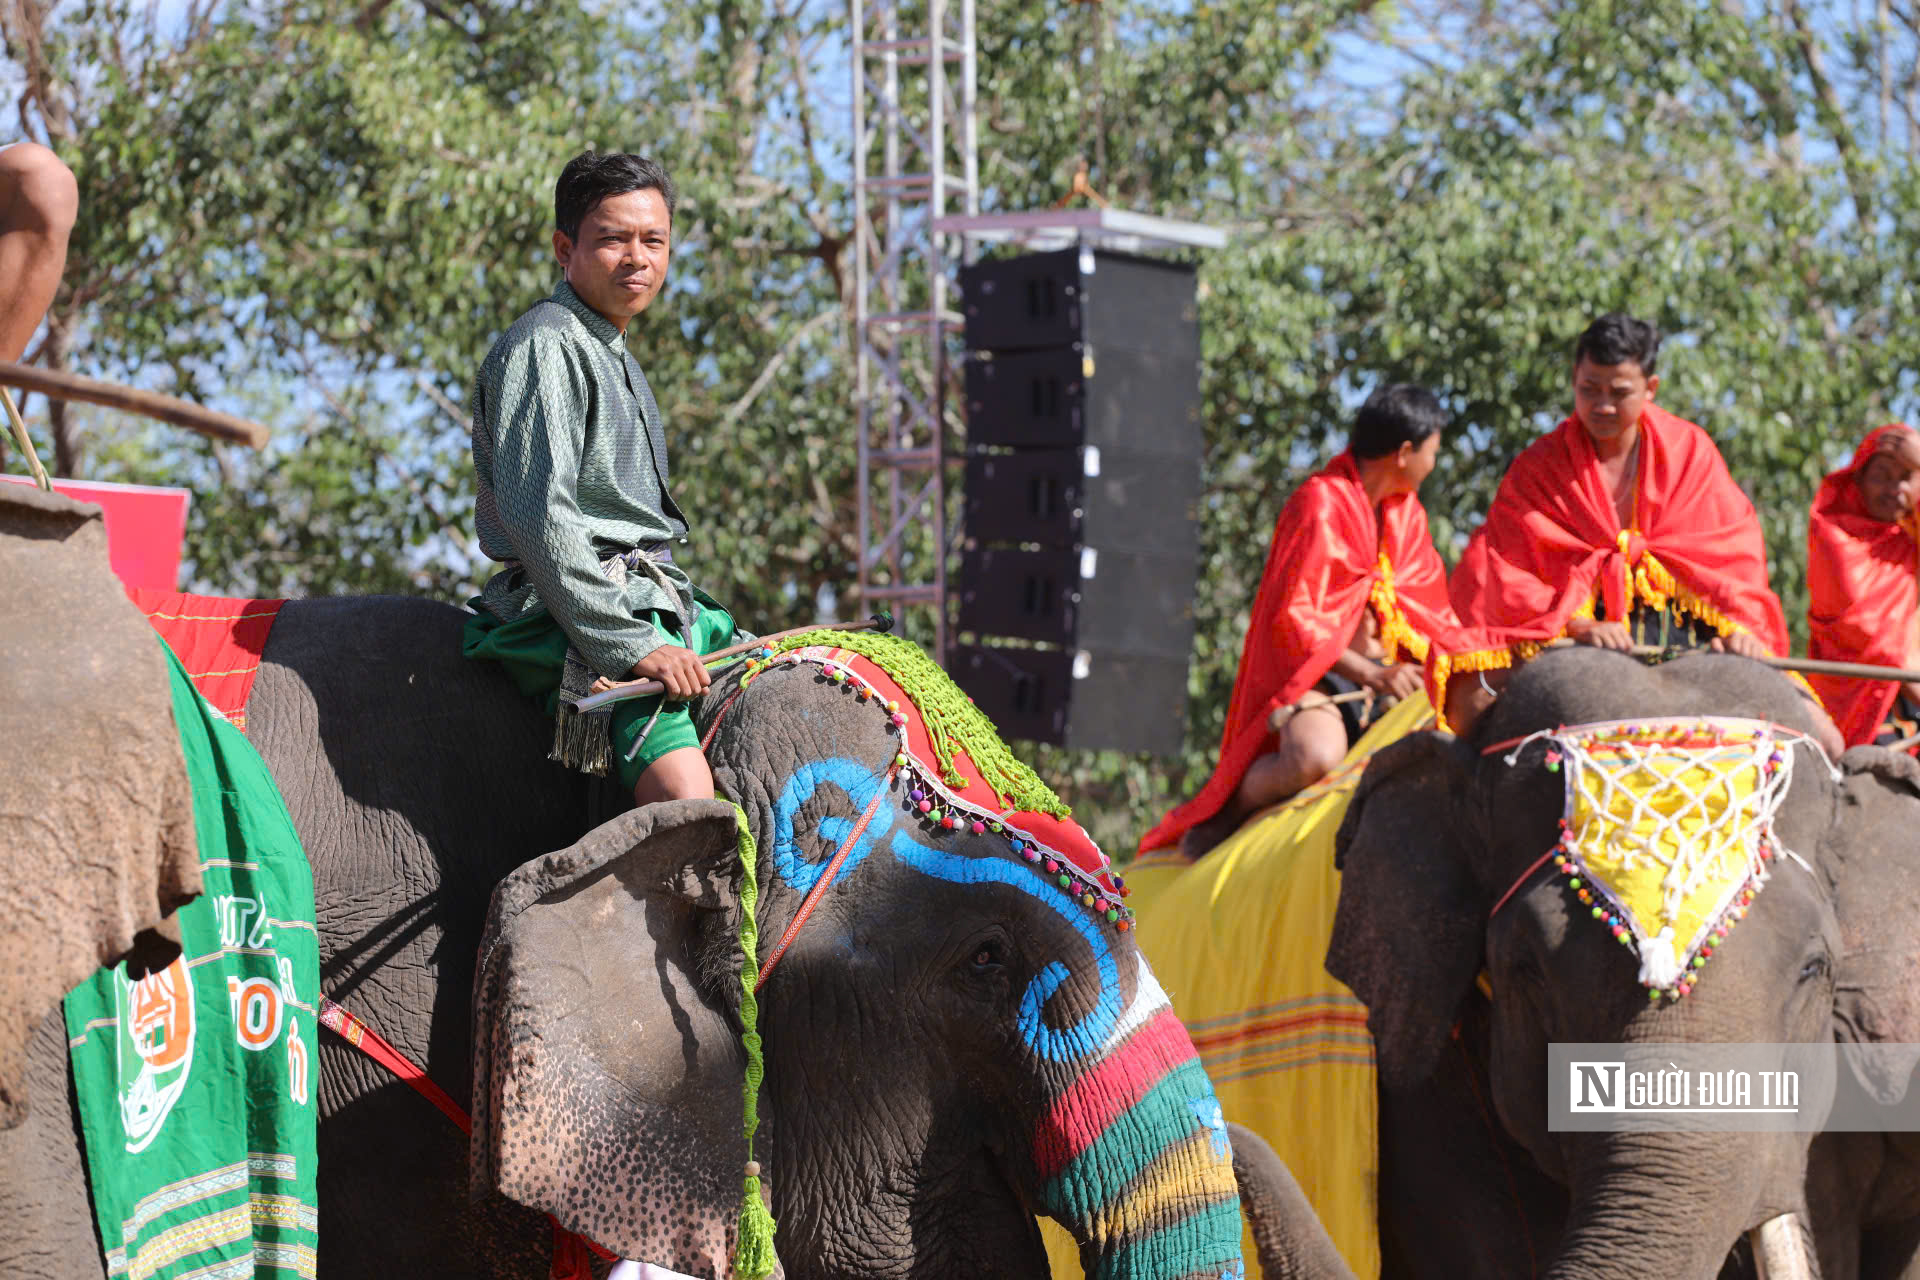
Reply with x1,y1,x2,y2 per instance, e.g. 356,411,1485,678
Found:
569,612,897,714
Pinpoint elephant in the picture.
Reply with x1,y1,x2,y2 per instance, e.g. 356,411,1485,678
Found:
1328,645,1920,1280
0,581,1349,1279
0,486,200,1136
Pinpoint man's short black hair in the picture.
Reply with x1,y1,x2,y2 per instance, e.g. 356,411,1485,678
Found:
1349,383,1446,460
1573,312,1660,377
554,151,676,241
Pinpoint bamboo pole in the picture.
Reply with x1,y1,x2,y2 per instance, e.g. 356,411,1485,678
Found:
0,386,50,491
1540,637,1920,685
0,360,269,449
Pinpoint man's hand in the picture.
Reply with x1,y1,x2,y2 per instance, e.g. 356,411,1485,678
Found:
1567,617,1634,651
631,645,711,700
1708,631,1768,660
1362,661,1425,701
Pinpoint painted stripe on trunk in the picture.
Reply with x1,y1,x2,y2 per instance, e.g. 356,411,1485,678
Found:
1041,1057,1219,1213
1033,1008,1196,1180
1094,1128,1235,1239
1090,1198,1245,1280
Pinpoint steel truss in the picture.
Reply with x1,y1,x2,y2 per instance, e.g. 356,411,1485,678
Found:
849,0,977,661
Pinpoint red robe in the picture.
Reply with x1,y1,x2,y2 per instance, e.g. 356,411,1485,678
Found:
1434,405,1789,723
1806,424,1920,746
1138,452,1460,854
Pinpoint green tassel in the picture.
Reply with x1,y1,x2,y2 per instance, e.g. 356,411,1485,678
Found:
729,802,780,1279
734,1170,779,1279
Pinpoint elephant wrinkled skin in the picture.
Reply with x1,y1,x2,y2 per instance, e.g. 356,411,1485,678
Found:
0,590,1307,1279
0,488,200,1133
1330,647,1920,1280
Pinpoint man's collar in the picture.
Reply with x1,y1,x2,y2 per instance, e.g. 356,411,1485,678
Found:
551,280,627,351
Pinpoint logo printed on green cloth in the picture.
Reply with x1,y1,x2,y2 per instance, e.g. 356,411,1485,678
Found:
67,639,321,1279
114,958,197,1153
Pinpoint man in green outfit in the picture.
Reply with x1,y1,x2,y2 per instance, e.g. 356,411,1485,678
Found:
463,150,747,806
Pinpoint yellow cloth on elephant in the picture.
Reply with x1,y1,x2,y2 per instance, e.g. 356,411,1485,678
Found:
1043,695,1433,1278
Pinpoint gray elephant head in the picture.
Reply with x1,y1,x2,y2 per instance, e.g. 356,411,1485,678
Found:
0,486,201,1128
1330,647,1918,1279
468,639,1246,1280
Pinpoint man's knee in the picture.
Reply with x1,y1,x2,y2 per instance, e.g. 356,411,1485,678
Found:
0,143,79,235
631,746,715,806
1281,708,1347,787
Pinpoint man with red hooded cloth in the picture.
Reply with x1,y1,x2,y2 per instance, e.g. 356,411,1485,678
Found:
1436,313,1841,755
1807,423,1920,747
1141,384,1464,860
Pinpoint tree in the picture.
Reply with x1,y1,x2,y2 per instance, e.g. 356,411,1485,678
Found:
7,0,1919,852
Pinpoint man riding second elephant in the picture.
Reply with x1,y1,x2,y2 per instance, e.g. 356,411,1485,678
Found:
463,149,750,808
1142,384,1463,861
1434,311,1843,757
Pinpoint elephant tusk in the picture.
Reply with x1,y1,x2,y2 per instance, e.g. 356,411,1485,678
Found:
1749,1213,1821,1280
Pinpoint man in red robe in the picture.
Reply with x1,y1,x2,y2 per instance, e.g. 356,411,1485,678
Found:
1437,313,1840,755
1141,385,1463,859
1807,423,1920,747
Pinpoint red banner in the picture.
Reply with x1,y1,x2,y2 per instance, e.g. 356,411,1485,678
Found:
2,474,190,591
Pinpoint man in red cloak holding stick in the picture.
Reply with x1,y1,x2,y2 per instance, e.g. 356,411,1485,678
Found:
1436,312,1841,755
1807,423,1920,748
1141,384,1464,860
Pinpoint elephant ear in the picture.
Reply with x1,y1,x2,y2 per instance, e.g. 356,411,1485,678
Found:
471,797,759,1273
1825,748,1920,1104
1328,731,1484,1092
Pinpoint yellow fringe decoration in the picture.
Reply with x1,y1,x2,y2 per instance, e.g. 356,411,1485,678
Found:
1369,552,1431,666
1430,645,1515,733
1434,534,1818,729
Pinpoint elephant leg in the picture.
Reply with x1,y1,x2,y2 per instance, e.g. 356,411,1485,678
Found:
0,1010,102,1279
1227,1122,1353,1280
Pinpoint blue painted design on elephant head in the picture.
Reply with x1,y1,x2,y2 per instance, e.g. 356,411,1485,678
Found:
771,758,895,898
769,757,1122,1062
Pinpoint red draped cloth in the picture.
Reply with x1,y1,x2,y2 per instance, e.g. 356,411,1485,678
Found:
1433,405,1789,723
1806,424,1920,746
1138,452,1460,854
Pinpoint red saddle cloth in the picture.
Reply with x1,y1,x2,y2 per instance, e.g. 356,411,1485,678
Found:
125,590,287,732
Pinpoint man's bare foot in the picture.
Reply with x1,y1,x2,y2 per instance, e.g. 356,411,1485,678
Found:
1179,807,1244,861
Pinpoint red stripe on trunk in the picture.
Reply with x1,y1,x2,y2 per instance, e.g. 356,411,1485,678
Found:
1031,1007,1196,1181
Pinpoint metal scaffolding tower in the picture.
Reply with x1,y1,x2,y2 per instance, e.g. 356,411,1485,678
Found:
850,0,977,662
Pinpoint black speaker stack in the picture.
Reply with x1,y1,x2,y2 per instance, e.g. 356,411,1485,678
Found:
947,246,1204,754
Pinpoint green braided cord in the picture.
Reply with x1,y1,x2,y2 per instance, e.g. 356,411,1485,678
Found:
729,801,779,1279
765,628,1071,819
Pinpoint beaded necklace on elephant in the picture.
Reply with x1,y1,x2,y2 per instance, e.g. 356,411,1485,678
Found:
1483,717,1830,1001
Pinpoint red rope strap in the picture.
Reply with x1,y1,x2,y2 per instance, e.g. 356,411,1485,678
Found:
755,763,900,992
318,997,617,1276
1487,848,1559,920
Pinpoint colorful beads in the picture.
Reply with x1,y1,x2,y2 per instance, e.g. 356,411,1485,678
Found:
1044,859,1059,874
1057,873,1071,888
1022,849,1041,863
1008,838,1025,854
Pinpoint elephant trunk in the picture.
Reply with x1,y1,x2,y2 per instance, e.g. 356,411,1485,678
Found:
1033,975,1245,1280
1546,1133,1779,1280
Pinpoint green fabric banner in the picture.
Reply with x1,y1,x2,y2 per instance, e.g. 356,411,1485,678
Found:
64,639,320,1279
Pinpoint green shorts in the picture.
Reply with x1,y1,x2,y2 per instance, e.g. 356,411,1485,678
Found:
462,599,738,792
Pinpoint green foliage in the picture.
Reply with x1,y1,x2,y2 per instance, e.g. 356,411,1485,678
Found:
12,0,1920,854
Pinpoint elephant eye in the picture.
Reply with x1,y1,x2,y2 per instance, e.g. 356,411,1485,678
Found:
1800,954,1830,984
969,940,1007,973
